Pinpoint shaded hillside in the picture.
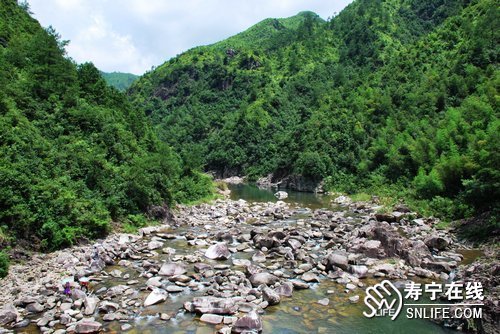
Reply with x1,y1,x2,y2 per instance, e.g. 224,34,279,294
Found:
129,0,498,228
0,0,212,252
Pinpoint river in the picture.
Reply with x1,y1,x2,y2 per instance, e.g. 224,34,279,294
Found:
17,184,465,334
104,185,459,333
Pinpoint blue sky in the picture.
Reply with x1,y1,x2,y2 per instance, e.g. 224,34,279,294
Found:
27,0,353,75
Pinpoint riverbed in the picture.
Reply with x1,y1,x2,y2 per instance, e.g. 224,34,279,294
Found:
2,184,480,334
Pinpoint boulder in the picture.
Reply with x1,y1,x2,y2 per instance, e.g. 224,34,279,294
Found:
262,287,281,305
252,251,266,263
275,282,294,297
350,265,369,278
205,243,231,260
194,263,212,273
301,272,320,283
25,302,44,314
147,240,164,250
83,297,100,316
75,320,102,334
249,272,279,287
146,276,163,288
200,314,223,325
232,311,262,333
252,235,277,250
159,262,186,276
370,222,432,267
98,301,119,313
362,240,385,258
184,297,238,315
326,252,349,271
144,289,168,307
317,298,329,306
333,195,352,205
274,191,288,200
0,304,18,326
424,236,450,251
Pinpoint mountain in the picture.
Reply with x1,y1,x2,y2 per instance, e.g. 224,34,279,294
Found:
101,71,138,91
129,0,498,233
0,0,212,253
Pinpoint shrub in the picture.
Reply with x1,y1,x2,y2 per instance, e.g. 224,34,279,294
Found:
0,251,9,278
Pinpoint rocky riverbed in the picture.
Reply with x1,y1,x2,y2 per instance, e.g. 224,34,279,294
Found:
0,196,497,333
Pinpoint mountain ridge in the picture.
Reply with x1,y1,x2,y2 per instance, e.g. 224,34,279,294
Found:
129,0,498,229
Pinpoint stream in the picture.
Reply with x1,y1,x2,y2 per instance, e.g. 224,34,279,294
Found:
12,184,481,334
105,185,458,334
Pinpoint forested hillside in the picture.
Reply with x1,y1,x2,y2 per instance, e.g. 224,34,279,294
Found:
0,0,212,252
101,71,138,91
129,0,499,231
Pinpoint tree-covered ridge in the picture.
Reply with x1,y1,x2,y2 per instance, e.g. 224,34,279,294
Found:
101,71,138,91
0,0,212,251
129,0,498,230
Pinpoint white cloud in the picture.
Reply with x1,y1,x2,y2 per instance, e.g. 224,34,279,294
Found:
27,0,353,74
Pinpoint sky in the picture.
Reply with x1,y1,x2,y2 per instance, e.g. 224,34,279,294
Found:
26,0,353,75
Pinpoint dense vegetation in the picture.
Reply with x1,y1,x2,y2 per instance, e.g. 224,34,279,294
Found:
0,0,212,252
101,71,138,91
129,0,499,233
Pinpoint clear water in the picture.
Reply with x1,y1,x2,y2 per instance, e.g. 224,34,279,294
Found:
228,183,333,209
17,184,463,334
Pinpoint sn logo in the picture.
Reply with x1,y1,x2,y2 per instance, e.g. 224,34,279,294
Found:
363,280,403,320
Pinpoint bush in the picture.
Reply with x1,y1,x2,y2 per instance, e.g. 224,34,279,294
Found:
0,251,9,278
414,168,444,198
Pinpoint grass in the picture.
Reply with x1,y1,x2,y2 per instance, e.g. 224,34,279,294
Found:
434,221,451,230
349,192,372,202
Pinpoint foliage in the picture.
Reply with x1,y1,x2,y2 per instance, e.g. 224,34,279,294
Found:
0,0,212,252
101,72,138,91
129,0,498,230
0,251,8,278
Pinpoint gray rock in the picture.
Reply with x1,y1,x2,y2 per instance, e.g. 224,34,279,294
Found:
98,301,119,313
146,276,163,288
194,263,212,273
424,236,450,251
205,243,231,260
262,287,281,305
252,251,266,263
362,240,384,258
249,272,279,287
109,269,122,278
121,323,132,331
75,320,102,333
14,318,30,328
275,282,294,297
292,280,310,289
0,304,18,325
326,252,349,271
26,302,44,313
83,297,99,316
200,313,223,324
147,240,164,250
184,297,237,314
144,289,168,307
350,265,368,278
274,191,288,200
158,262,187,276
301,272,320,283
233,310,262,333
166,285,184,293
349,295,360,303
317,298,329,306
